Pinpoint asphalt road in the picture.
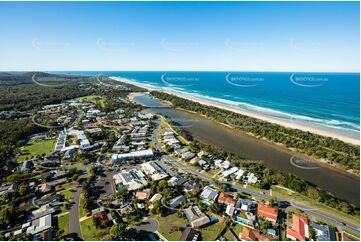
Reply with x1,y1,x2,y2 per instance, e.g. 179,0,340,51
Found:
68,163,87,241
151,118,360,236
134,218,159,233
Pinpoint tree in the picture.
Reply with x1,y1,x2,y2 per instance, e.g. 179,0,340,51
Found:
0,206,15,226
110,223,127,240
210,203,222,214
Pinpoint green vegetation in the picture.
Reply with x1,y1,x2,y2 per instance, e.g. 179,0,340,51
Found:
156,213,188,241
0,72,95,111
223,229,236,241
77,95,107,108
232,223,243,238
58,182,75,212
16,138,56,162
151,91,360,172
80,217,110,241
79,193,88,218
58,213,69,237
200,223,227,241
0,119,45,178
271,186,359,224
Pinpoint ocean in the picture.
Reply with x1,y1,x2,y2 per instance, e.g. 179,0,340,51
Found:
51,71,360,140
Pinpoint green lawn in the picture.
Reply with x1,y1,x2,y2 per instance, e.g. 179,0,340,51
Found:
156,213,188,241
223,230,235,241
232,223,243,239
80,217,110,241
58,213,69,237
205,168,221,177
77,95,107,108
201,223,227,241
17,138,56,162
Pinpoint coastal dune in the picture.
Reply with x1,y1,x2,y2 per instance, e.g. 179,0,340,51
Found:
110,76,360,146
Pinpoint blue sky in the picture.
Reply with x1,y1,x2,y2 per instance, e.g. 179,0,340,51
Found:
0,1,359,72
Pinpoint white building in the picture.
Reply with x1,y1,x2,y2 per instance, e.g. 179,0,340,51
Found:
222,167,239,178
113,169,147,191
112,149,154,162
141,161,168,181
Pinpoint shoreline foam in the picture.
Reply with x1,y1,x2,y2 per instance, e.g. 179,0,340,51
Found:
111,76,360,145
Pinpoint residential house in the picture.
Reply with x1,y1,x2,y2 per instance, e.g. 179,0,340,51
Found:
225,204,236,217
189,156,200,165
200,186,219,202
197,150,208,158
26,214,52,235
244,173,258,184
236,198,256,213
92,207,113,224
286,214,309,241
179,227,200,241
241,227,276,241
39,183,52,194
309,221,336,241
149,193,162,203
257,204,278,223
141,161,168,181
222,167,239,178
169,195,186,208
182,152,195,160
184,206,210,228
168,175,187,186
183,181,200,193
136,189,151,201
175,147,189,156
21,160,33,172
218,192,236,206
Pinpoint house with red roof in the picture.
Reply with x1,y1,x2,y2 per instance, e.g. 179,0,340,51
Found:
217,192,236,206
286,214,309,241
92,207,113,224
257,204,278,223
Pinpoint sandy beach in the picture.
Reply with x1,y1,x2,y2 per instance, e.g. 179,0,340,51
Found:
111,76,360,145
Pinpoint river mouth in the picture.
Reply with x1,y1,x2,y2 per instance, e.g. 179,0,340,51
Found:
133,92,360,206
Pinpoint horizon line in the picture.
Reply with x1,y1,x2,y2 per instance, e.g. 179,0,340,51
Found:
1,70,360,74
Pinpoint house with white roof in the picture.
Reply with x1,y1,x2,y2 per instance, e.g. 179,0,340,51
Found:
200,186,219,202
222,167,239,178
141,161,168,181
113,169,147,191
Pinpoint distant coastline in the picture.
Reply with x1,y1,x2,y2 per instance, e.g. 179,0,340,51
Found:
111,76,360,146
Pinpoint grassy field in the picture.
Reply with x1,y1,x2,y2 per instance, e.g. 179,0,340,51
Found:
17,138,56,162
80,217,110,241
223,229,235,241
200,223,227,241
232,223,243,239
156,213,188,241
77,95,107,108
58,214,69,236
